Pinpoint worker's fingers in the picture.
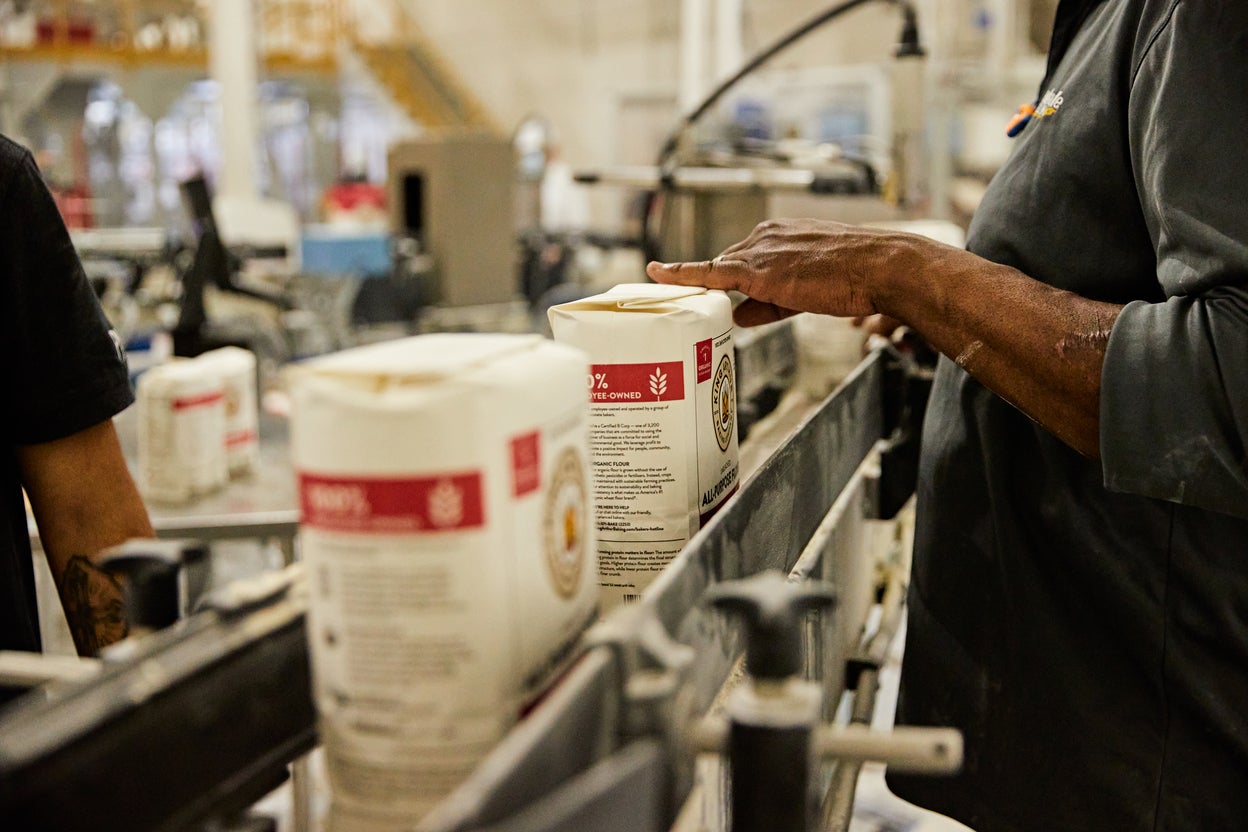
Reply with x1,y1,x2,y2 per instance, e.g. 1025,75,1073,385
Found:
646,258,750,292
733,298,798,328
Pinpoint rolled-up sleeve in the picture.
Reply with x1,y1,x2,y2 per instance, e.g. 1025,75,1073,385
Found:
1101,2,1248,519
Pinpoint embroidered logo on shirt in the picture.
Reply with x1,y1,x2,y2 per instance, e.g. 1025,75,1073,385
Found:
108,329,127,366
1035,88,1065,121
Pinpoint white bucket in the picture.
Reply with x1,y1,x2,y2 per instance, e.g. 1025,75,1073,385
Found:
288,333,598,824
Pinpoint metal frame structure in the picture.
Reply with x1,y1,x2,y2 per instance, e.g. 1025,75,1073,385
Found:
0,346,941,832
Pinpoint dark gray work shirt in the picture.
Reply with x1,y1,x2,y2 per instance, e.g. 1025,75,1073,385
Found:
0,136,133,671
889,1,1248,830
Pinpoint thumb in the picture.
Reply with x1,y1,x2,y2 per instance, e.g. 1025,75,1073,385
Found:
646,260,676,282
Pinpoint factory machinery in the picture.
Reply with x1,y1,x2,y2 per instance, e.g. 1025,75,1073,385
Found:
2,5,951,825
0,329,961,832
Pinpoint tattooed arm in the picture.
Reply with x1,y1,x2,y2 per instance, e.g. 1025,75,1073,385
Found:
18,420,154,656
57,555,129,655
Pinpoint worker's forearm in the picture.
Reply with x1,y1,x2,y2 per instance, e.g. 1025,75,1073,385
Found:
876,247,1123,458
19,420,154,656
646,220,1124,457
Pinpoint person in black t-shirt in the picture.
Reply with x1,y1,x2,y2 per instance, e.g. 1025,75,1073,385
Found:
0,134,153,683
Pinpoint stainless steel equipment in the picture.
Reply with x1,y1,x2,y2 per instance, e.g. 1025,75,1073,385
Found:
575,161,878,264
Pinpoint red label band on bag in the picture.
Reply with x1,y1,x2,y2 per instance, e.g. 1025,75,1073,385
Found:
589,362,685,403
695,339,713,383
172,391,225,410
511,431,541,497
226,430,258,447
300,472,485,533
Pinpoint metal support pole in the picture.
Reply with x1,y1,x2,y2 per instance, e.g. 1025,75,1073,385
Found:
277,534,297,567
714,0,744,84
680,0,711,113
819,665,881,832
210,0,261,201
819,566,913,832
290,755,313,832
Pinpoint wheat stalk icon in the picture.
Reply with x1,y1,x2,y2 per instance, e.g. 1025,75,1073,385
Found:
649,368,668,398
428,479,465,528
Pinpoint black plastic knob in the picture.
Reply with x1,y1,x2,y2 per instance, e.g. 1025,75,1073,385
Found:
706,571,836,681
99,539,209,631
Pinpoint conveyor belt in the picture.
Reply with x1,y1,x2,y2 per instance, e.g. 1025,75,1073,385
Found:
0,346,930,832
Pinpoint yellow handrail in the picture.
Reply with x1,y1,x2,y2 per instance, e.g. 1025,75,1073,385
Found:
121,0,136,53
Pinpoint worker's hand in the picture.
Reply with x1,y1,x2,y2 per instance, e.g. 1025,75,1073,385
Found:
645,219,929,327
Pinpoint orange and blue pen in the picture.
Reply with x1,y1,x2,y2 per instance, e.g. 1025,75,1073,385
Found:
1006,103,1037,137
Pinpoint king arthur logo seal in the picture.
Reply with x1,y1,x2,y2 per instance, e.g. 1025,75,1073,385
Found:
544,447,588,599
712,354,735,452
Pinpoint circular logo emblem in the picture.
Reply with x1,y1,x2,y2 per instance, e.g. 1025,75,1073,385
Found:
712,354,735,452
544,447,588,599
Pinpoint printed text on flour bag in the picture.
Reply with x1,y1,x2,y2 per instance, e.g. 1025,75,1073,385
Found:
589,362,685,402
300,473,485,533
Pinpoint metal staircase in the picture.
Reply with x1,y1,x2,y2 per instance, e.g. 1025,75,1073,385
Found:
342,0,496,131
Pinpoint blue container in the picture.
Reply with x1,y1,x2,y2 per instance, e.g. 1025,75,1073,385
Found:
299,228,392,278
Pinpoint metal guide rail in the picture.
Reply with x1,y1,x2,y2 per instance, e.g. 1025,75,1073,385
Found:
0,347,945,832
0,570,315,831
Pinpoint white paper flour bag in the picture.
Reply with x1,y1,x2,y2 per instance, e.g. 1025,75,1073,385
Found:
288,333,598,826
549,284,740,609
136,360,228,503
196,347,260,477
